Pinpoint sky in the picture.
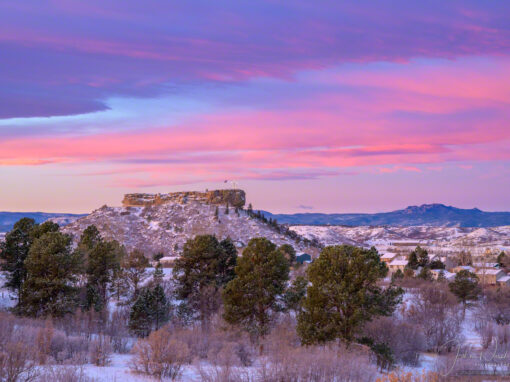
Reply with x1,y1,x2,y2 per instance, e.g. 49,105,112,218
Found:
0,0,509,213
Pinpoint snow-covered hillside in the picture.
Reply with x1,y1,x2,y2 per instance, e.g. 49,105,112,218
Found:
291,225,510,254
61,197,313,257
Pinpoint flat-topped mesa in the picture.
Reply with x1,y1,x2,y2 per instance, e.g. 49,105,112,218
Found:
122,189,246,208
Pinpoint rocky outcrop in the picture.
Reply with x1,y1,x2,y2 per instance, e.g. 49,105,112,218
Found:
122,189,246,208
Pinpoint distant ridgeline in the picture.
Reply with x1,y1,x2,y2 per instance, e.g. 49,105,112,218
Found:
262,204,510,228
0,212,85,232
122,189,246,209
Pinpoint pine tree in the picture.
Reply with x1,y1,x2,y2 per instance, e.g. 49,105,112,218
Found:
152,284,170,330
173,235,236,328
128,286,170,336
225,203,229,215
0,218,36,303
223,238,289,341
218,238,238,285
417,266,432,281
86,239,124,308
247,203,253,215
214,206,219,220
449,270,481,312
283,276,307,314
279,244,296,264
122,249,149,300
391,269,404,283
407,251,419,270
415,246,429,268
19,231,82,317
297,245,403,345
497,251,507,268
128,289,153,337
152,261,165,286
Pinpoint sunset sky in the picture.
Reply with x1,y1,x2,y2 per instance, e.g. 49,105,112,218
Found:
1,0,509,213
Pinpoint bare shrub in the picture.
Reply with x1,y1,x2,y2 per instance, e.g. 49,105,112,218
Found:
105,308,131,353
195,362,253,382
477,321,495,349
376,369,441,382
0,341,38,382
363,316,426,366
257,344,377,382
130,328,190,380
406,284,463,353
36,319,54,364
88,335,112,366
38,365,96,382
0,312,15,346
481,287,510,325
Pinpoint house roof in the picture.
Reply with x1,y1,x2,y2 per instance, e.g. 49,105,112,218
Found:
498,276,510,283
473,262,499,268
476,269,503,276
381,252,397,259
389,259,408,266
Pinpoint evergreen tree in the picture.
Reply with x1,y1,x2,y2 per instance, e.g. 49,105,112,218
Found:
173,235,235,327
497,251,507,268
437,270,447,283
225,203,229,215
283,276,307,314
153,252,164,262
128,289,153,337
391,269,404,283
152,261,164,285
223,238,289,340
247,203,253,215
449,270,481,311
279,244,296,264
417,266,433,281
86,239,123,307
77,225,102,256
214,206,219,220
430,259,445,269
19,232,82,317
152,284,170,330
122,249,149,299
407,251,419,270
0,218,36,303
218,238,238,285
29,221,59,240
128,286,170,336
297,245,403,345
415,246,429,268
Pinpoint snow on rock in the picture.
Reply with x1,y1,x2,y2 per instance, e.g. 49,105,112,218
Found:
61,191,312,257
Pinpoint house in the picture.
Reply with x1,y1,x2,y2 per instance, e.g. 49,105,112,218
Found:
159,256,176,267
452,265,476,274
430,269,456,282
473,262,499,270
296,253,312,264
388,259,408,274
429,255,455,270
381,252,398,264
475,269,506,285
497,275,510,286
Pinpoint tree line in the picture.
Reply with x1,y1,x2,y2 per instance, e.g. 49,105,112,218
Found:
1,217,404,355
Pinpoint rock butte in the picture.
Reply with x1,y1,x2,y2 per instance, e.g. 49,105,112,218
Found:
122,189,246,209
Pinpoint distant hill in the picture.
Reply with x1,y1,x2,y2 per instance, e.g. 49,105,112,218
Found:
0,212,85,232
262,204,510,227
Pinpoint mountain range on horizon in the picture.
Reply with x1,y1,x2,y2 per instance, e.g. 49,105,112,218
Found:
261,203,510,227
1,203,510,232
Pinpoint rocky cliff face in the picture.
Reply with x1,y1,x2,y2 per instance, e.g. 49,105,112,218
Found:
62,190,312,257
122,189,246,208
